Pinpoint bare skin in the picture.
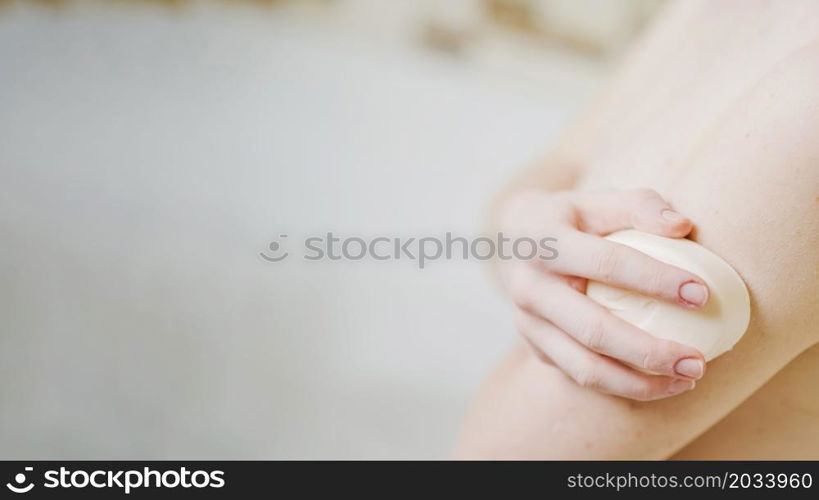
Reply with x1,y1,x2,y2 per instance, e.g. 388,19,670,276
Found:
456,0,819,459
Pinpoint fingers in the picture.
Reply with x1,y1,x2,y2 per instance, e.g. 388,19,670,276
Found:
548,230,710,307
499,187,710,401
570,188,693,238
516,311,695,401
509,273,705,378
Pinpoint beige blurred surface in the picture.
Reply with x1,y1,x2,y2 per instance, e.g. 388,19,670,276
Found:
0,1,601,458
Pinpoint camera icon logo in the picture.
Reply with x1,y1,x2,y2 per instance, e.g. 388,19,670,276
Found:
6,467,35,494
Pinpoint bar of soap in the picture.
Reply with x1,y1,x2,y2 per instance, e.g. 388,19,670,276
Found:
586,230,750,361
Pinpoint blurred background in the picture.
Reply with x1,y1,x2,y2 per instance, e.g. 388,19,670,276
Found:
0,0,663,459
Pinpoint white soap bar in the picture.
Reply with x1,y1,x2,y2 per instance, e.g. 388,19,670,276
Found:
586,230,750,361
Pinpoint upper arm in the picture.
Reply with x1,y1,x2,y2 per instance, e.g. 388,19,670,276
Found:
671,42,819,353
457,45,819,460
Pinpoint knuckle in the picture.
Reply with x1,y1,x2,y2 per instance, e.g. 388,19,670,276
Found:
536,252,558,272
640,339,677,372
510,277,560,317
643,267,671,296
632,187,660,202
580,315,608,351
508,274,536,310
629,383,655,401
592,244,621,282
573,361,603,390
631,380,660,402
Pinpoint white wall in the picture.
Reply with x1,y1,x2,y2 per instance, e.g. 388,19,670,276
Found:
0,1,599,458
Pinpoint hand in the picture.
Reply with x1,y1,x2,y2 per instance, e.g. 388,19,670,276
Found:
497,188,710,401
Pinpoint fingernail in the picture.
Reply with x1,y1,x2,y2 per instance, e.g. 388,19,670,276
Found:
668,378,695,394
661,209,686,222
679,281,708,306
674,358,705,379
